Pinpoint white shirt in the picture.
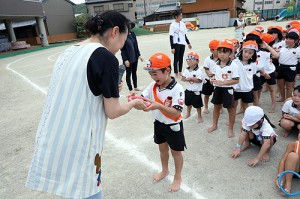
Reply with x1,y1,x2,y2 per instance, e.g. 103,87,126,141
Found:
169,21,187,45
203,55,217,79
182,66,204,92
233,59,257,92
242,119,278,141
272,40,286,52
282,99,300,114
142,79,185,124
211,60,240,88
279,46,300,65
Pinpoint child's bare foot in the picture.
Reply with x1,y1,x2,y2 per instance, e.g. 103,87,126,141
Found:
228,130,234,138
236,109,244,115
203,108,209,114
198,116,203,123
276,98,284,102
168,176,182,192
261,153,270,162
184,113,191,119
153,171,169,182
269,105,276,113
208,125,217,133
281,183,291,196
282,130,289,138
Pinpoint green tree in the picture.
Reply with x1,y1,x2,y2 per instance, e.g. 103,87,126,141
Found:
75,13,89,38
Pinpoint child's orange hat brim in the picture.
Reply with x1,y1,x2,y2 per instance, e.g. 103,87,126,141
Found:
261,33,275,43
217,39,234,50
187,51,199,60
209,39,220,50
247,30,261,37
144,52,171,71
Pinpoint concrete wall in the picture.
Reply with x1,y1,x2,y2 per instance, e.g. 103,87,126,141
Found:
181,0,243,18
86,1,136,21
0,0,43,18
43,0,76,35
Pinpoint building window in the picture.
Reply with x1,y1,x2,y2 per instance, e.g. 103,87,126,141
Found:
265,1,273,4
276,0,280,3
94,5,109,14
113,3,129,12
128,3,133,7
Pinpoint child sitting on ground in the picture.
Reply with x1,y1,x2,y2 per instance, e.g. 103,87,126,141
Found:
231,106,278,167
181,51,204,123
280,85,300,137
141,52,186,192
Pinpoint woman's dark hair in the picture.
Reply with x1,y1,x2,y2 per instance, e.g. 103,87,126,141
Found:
237,49,257,64
217,47,232,53
172,10,182,18
286,32,299,41
84,10,130,36
268,28,283,41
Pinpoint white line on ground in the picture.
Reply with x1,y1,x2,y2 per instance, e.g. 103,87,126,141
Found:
47,51,62,61
6,51,207,199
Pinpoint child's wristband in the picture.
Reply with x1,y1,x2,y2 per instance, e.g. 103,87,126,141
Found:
236,144,243,149
292,113,297,118
235,147,241,151
277,173,281,178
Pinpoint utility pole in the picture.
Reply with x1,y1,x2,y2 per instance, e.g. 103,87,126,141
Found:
260,0,265,21
143,0,146,17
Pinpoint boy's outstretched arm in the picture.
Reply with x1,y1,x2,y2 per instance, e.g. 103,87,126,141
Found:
144,100,181,118
231,131,247,159
248,139,271,167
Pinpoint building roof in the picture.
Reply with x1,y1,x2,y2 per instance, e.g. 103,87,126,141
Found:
154,3,179,13
85,0,131,4
0,20,36,31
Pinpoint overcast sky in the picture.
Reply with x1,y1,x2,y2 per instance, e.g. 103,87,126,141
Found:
70,0,85,4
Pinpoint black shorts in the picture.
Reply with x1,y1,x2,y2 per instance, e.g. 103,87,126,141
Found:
154,120,186,151
185,90,203,108
277,64,297,82
249,135,277,147
234,91,254,103
260,72,276,85
211,87,234,108
253,74,262,91
272,58,279,72
202,80,214,96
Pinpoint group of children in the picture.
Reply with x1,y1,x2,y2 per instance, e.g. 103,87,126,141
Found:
128,21,300,196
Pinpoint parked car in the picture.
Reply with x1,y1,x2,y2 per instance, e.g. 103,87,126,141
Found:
243,11,259,25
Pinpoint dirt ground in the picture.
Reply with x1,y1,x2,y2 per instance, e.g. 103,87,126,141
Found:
0,20,300,199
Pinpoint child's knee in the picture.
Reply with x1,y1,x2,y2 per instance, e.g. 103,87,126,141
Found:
280,119,294,129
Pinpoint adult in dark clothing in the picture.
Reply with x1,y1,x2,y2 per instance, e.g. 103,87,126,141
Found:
169,10,192,78
121,22,144,92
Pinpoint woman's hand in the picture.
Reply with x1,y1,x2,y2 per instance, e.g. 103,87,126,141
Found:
125,60,130,67
188,44,192,49
133,99,148,110
171,49,175,54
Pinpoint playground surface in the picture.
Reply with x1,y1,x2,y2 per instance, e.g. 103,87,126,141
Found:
1,20,300,199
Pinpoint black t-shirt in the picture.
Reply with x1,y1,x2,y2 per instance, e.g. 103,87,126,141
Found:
87,47,119,98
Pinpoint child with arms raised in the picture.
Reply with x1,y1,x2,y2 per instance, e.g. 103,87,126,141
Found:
181,51,204,122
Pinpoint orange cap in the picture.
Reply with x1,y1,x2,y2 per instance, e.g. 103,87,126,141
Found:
282,29,288,33
217,39,234,50
267,26,274,31
247,30,261,37
261,33,275,43
209,39,220,50
230,38,239,45
187,51,199,60
254,26,264,33
273,26,283,32
144,53,171,71
242,40,258,51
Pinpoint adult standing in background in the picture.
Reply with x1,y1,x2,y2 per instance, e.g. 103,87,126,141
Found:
26,11,146,199
169,10,192,78
233,12,246,44
121,22,144,92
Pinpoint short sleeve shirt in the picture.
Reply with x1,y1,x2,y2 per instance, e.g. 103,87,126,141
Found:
142,78,185,124
87,47,119,98
282,99,300,115
169,21,187,45
182,66,204,92
212,60,240,88
233,59,257,92
242,119,278,140
203,55,217,79
279,46,300,65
